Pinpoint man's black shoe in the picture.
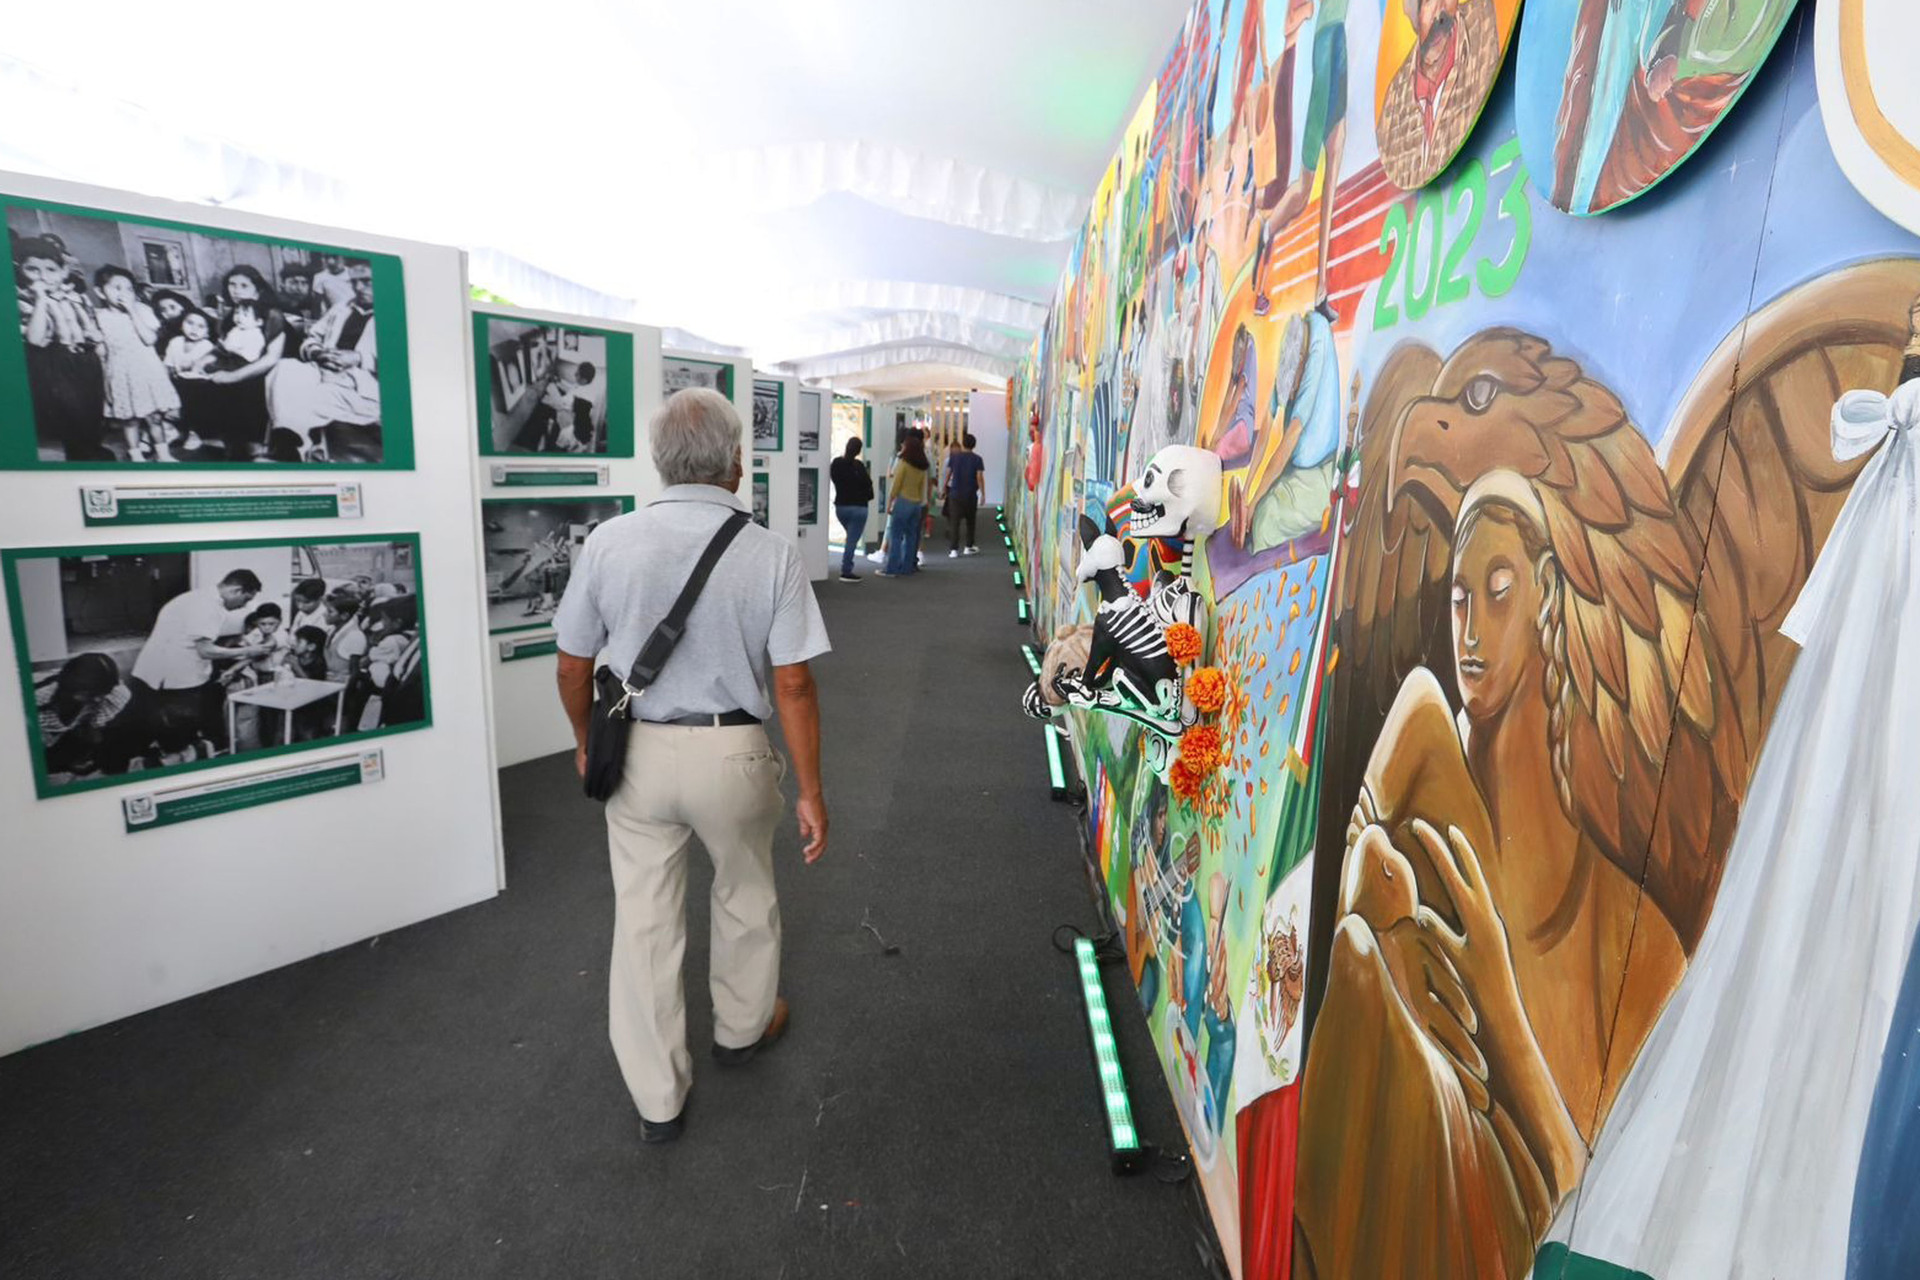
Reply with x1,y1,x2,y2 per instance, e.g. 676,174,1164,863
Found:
641,1111,685,1144
713,997,789,1067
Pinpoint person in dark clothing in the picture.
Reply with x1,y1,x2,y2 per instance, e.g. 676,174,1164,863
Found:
829,437,875,582
943,432,986,556
36,652,156,779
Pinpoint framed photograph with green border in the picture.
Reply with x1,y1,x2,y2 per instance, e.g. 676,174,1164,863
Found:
752,378,784,452
472,312,635,457
751,472,771,528
4,532,433,799
481,494,634,634
798,467,820,525
3,193,414,470
662,355,735,401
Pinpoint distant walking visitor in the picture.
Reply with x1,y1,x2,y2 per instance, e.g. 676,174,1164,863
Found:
829,437,874,582
553,388,831,1144
880,430,931,577
943,432,985,557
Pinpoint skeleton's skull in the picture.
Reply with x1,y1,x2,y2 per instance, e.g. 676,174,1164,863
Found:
1131,445,1223,540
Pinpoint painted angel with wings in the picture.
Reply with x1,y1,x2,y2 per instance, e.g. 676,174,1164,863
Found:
1290,258,1920,1280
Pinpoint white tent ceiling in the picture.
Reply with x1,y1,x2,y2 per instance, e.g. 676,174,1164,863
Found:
0,0,1189,396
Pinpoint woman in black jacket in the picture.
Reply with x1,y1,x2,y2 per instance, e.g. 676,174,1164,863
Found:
829,437,875,581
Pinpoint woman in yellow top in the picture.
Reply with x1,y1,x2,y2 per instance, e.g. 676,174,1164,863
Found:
880,431,932,577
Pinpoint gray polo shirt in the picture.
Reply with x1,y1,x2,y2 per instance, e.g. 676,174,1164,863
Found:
554,485,830,721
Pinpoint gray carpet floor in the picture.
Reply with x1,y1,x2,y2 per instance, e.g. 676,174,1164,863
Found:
0,529,1224,1279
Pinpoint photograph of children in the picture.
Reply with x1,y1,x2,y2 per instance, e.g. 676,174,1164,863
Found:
751,473,771,529
476,315,633,457
481,497,631,633
797,390,822,453
662,356,735,401
798,467,820,526
752,378,784,451
5,198,405,468
5,535,429,798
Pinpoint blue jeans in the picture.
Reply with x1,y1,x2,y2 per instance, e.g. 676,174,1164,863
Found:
884,500,924,574
835,504,868,575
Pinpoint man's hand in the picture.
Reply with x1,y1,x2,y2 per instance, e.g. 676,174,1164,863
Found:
772,661,826,864
556,652,596,790
797,793,828,863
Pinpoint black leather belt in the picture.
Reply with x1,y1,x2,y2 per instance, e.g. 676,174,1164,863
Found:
648,710,762,727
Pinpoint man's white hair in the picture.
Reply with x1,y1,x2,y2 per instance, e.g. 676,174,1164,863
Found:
651,388,742,487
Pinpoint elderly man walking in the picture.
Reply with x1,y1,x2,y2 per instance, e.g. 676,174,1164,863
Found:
554,388,830,1144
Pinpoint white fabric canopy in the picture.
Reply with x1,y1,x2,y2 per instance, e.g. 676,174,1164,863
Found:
0,0,1187,394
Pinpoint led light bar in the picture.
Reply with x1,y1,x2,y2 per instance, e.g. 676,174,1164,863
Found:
1023,643,1043,676
1017,598,1030,625
1073,936,1144,1171
1013,571,1024,589
1007,550,1018,565
1045,724,1070,798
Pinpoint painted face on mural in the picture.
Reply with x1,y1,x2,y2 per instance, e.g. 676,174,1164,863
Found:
1450,504,1546,722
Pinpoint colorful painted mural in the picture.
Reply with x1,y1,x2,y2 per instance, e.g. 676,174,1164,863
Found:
1009,3,1920,1277
1515,0,1801,215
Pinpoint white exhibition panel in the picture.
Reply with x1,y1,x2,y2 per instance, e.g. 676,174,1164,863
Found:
968,390,1009,509
475,303,669,770
485,340,751,767
754,371,801,557
0,169,501,1056
793,387,832,582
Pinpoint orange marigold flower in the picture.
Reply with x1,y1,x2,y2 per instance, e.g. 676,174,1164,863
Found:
1164,623,1204,665
1180,725,1225,775
1187,666,1228,714
1169,758,1204,803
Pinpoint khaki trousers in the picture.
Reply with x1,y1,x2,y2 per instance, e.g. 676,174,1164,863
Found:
605,722,785,1121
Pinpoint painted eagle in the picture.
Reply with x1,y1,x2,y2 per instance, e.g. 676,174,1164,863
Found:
1324,259,1920,953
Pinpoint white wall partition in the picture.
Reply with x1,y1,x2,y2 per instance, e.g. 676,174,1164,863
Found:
0,169,501,1056
484,337,751,768
753,371,800,553
968,390,1009,508
476,303,655,769
793,386,832,581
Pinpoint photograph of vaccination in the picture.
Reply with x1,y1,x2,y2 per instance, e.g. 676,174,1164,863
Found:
476,315,627,455
8,535,428,797
661,355,733,401
481,497,629,633
6,200,398,467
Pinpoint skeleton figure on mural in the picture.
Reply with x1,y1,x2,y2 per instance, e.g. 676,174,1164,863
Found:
1131,444,1223,629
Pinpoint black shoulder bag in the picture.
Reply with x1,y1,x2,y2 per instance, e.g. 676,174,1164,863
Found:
582,510,750,801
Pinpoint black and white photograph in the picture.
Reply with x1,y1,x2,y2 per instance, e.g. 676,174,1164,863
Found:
481,497,630,633
798,467,820,526
751,473,770,529
477,315,633,456
797,389,822,452
5,199,405,468
5,535,429,798
662,355,734,401
752,378,783,451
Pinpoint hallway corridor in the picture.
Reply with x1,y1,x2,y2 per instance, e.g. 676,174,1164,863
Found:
0,538,1220,1279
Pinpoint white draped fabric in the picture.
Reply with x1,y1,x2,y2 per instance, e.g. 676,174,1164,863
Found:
1552,379,1920,1277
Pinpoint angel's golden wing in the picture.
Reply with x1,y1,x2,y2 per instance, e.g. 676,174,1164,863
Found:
1329,341,1452,715
1307,343,1453,1025
1645,256,1920,942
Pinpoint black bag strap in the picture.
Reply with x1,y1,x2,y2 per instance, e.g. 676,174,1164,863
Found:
617,509,750,698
